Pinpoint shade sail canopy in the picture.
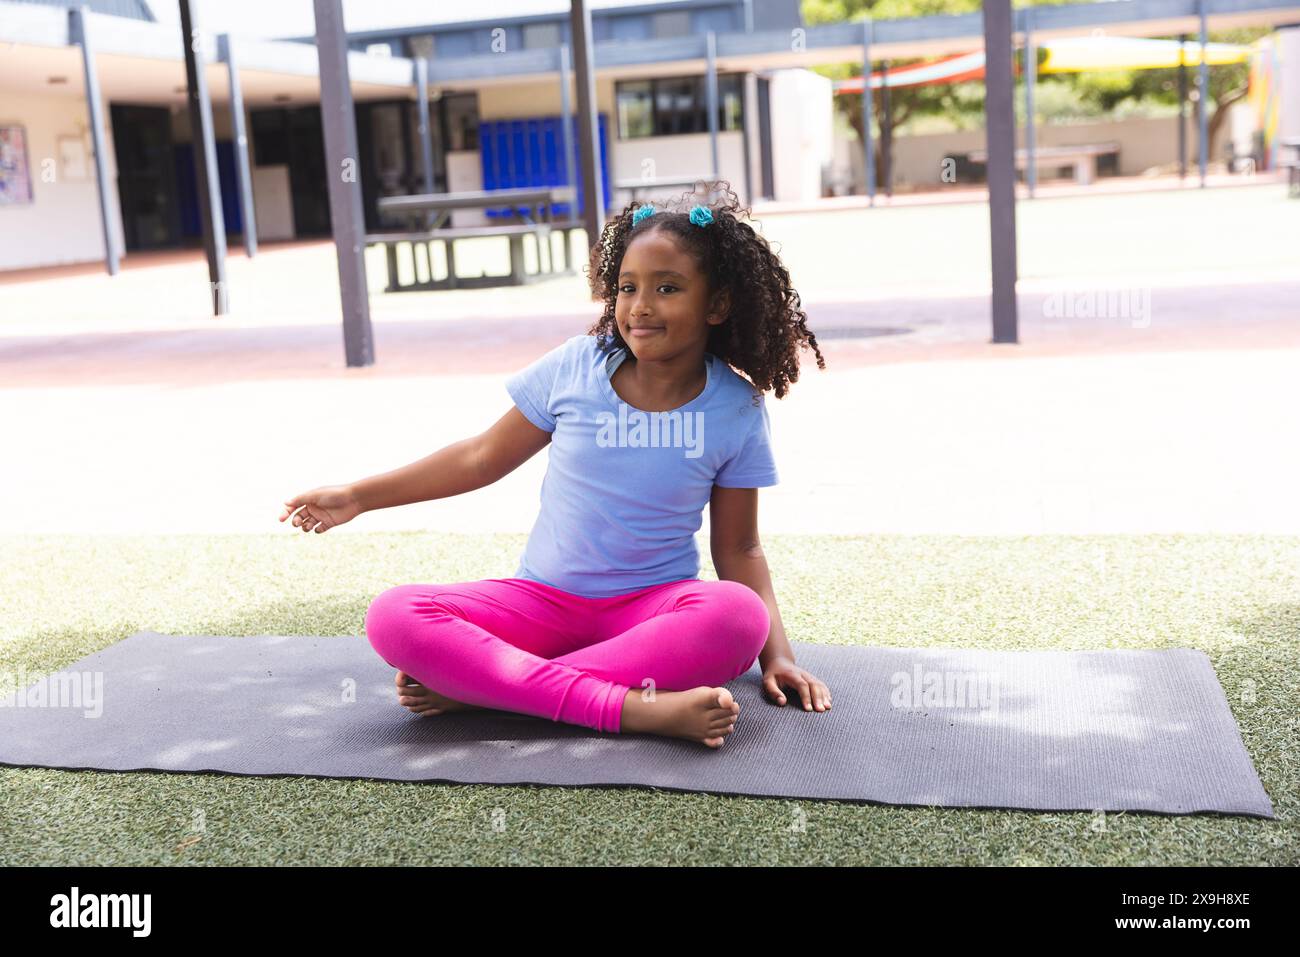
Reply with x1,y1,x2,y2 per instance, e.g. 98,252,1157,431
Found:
833,35,1254,92
1039,36,1252,72
836,51,987,90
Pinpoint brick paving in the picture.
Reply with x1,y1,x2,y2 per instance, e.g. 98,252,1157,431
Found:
2,183,1297,536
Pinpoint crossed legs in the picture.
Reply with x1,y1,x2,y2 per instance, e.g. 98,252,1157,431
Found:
363,576,770,745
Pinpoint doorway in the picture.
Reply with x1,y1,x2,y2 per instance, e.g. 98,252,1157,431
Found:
356,100,427,232
110,104,181,250
250,106,331,237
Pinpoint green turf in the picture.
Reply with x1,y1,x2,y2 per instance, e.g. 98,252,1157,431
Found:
1,532,1295,866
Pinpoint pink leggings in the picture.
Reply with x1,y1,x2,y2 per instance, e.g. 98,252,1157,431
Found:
363,576,770,734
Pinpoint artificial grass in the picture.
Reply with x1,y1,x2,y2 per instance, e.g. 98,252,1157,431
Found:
1,532,1296,866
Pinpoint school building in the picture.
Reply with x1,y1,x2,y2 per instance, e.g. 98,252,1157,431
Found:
2,0,1299,274
0,0,828,272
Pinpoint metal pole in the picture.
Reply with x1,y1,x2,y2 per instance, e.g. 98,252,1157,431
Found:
313,0,374,367
220,33,257,257
69,6,119,276
881,59,892,197
569,0,604,240
982,0,1019,344
415,56,435,194
1177,34,1188,180
743,0,753,33
705,31,720,179
860,18,876,206
179,0,228,314
740,72,754,205
1197,0,1209,187
1024,6,1037,198
559,42,576,215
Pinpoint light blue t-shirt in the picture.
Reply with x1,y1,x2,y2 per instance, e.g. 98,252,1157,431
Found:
505,333,779,599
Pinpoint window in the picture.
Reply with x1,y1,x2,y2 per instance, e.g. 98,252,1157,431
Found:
655,77,698,135
523,22,561,50
652,11,691,38
615,75,745,139
607,13,651,42
251,110,288,165
616,80,654,139
719,74,744,130
441,93,479,152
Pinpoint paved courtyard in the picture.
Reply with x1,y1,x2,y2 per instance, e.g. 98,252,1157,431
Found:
2,181,1297,537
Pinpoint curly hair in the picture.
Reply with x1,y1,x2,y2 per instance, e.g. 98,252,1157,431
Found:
583,180,825,399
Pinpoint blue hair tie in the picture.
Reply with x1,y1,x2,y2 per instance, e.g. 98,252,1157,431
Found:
631,203,714,227
688,204,714,227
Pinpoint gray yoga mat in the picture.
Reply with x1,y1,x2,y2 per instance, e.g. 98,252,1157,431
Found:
0,631,1274,818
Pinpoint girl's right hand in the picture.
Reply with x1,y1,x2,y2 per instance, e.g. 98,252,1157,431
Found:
280,485,363,534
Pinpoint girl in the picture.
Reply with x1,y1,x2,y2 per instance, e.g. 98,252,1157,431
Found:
280,182,829,748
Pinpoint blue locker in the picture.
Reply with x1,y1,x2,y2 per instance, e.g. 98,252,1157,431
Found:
174,141,242,238
479,113,609,220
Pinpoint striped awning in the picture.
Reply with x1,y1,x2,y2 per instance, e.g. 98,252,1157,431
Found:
833,36,1254,93
834,51,987,92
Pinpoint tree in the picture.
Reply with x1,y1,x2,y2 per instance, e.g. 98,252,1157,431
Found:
1067,26,1269,161
802,0,1269,184
804,0,985,191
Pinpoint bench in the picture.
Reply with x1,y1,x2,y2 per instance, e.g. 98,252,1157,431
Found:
1279,137,1300,198
965,142,1121,186
366,222,557,291
542,218,588,272
369,186,578,291
1283,159,1300,198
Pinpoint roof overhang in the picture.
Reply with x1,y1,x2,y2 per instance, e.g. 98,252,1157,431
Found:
2,0,1297,103
0,1,416,106
421,0,1300,90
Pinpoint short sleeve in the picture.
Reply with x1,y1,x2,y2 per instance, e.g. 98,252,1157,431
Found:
715,395,779,488
505,336,576,433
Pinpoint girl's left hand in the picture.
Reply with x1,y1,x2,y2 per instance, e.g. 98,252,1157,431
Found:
761,656,832,712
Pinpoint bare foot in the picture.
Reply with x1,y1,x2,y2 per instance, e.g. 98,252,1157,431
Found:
619,685,740,748
394,670,482,717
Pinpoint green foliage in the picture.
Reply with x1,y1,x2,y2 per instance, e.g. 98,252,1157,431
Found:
801,1,1270,137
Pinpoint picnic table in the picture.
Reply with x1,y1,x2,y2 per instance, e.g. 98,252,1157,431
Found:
370,186,578,291
965,142,1121,186
1279,136,1300,198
